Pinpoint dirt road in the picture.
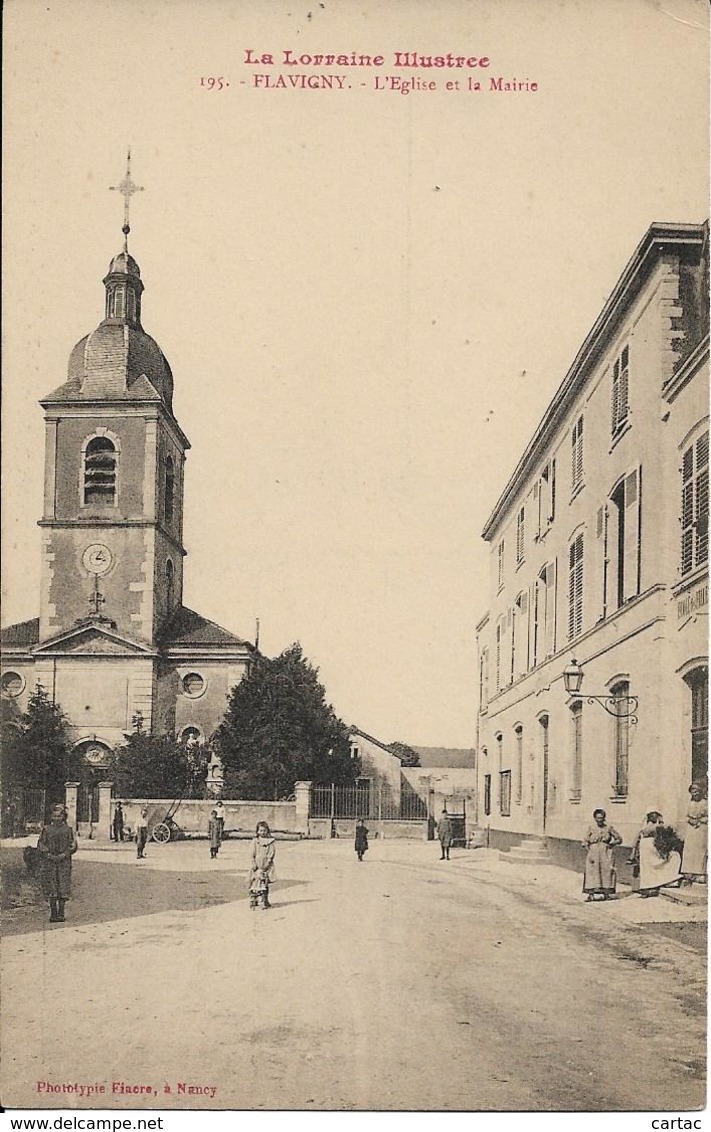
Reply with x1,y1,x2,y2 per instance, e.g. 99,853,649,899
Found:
1,838,705,1111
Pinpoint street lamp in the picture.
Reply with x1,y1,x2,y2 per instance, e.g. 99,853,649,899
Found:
563,658,638,723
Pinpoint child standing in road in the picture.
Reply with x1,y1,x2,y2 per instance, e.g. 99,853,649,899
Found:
248,821,276,909
37,804,78,923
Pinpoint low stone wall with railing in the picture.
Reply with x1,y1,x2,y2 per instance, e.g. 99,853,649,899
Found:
115,798,302,838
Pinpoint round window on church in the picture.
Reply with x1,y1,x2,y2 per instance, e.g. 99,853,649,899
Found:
182,672,206,698
1,671,25,698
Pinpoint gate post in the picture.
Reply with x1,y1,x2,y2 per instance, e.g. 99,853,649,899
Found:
97,781,113,841
64,782,79,831
294,780,312,835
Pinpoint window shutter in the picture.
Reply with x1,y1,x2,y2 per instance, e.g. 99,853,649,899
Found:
533,480,540,539
549,459,557,523
696,434,709,568
619,347,630,425
529,583,537,668
596,504,609,619
545,560,557,657
622,466,641,601
611,361,620,433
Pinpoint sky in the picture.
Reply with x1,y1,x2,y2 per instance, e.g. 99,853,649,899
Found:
2,0,709,747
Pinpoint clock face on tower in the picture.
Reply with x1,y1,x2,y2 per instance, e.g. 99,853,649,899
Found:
82,543,114,576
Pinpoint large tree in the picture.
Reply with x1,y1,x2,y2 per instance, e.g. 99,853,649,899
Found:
0,685,81,802
109,717,209,799
214,643,358,799
388,741,420,767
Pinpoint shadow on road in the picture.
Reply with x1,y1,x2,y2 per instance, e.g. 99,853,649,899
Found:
1,848,304,936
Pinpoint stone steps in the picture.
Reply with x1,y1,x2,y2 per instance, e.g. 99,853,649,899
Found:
500,836,554,866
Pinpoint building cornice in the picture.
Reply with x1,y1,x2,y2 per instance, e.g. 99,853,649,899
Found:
482,223,707,542
37,518,188,557
40,399,191,452
662,333,710,405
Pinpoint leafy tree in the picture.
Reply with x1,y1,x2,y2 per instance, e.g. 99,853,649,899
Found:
110,716,209,799
214,643,358,799
388,741,420,767
0,684,81,802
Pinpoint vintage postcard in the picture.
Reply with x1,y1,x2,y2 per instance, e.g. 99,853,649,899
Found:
1,0,709,1124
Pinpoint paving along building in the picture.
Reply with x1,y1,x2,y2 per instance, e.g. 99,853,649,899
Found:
1,170,255,823
475,221,709,867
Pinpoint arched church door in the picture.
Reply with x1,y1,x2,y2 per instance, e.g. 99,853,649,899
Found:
75,740,112,825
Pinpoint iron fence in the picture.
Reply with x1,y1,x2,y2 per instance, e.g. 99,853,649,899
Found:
311,782,428,821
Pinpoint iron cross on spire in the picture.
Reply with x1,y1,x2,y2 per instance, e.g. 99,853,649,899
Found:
109,149,144,250
89,575,106,617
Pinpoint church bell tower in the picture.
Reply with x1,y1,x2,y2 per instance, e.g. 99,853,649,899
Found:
38,152,190,648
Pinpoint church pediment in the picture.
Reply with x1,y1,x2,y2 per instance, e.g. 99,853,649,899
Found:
34,624,153,657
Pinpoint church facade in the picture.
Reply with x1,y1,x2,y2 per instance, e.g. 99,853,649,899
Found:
1,224,254,809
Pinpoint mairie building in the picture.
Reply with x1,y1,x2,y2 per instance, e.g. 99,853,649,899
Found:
1,230,254,818
475,221,708,867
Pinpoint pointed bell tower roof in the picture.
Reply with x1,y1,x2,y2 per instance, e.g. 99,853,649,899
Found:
42,151,175,413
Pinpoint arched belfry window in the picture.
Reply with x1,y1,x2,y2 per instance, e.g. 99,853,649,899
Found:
166,559,175,613
83,435,117,505
165,456,175,525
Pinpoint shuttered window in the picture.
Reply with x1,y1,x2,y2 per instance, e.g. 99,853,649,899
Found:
497,539,505,590
568,534,584,641
571,415,584,491
83,436,117,505
611,345,630,435
516,506,525,564
610,467,642,607
681,431,709,576
499,770,512,817
484,774,492,816
514,726,523,804
570,701,583,801
612,682,630,797
513,591,529,679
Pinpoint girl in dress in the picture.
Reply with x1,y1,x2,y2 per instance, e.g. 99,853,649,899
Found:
37,803,78,923
248,821,276,909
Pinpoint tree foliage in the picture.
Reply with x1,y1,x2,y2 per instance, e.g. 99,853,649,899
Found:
0,685,81,802
110,718,209,799
388,741,420,767
214,643,358,799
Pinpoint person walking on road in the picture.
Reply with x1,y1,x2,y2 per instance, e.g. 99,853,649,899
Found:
354,818,369,861
112,801,125,843
37,804,78,923
437,809,453,860
135,806,149,860
248,821,276,909
208,809,222,859
582,808,622,901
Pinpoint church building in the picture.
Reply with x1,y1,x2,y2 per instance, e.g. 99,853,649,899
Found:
1,166,254,813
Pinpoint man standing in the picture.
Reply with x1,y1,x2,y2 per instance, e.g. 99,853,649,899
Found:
214,799,226,840
112,801,125,843
437,808,453,861
135,806,149,859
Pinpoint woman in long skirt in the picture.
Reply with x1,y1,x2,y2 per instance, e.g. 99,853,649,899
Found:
681,782,708,884
630,810,682,897
582,808,622,901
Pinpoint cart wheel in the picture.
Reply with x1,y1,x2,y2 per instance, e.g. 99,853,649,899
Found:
151,822,171,844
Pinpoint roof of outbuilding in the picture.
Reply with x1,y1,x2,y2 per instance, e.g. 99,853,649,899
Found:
1,617,40,647
412,747,476,768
